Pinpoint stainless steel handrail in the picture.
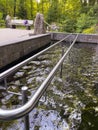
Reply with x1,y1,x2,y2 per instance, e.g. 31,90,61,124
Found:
0,34,72,81
0,34,78,121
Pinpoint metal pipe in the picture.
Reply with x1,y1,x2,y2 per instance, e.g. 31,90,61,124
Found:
0,34,72,82
22,86,30,130
0,34,78,121
4,78,8,90
60,45,65,78
7,90,22,96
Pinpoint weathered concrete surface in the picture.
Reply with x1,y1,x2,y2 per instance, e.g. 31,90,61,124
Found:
0,28,34,44
34,13,46,35
51,32,98,44
0,29,51,69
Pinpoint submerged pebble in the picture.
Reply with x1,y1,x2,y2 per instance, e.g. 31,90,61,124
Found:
0,43,98,130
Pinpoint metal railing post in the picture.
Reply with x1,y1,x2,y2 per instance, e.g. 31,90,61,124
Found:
4,78,8,90
60,44,65,78
21,86,30,130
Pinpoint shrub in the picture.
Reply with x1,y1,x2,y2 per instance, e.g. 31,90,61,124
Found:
83,26,95,34
76,13,96,33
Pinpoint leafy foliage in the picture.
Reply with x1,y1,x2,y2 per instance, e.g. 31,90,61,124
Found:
17,0,28,19
0,0,98,33
65,0,81,19
46,0,60,23
76,13,96,33
83,26,95,34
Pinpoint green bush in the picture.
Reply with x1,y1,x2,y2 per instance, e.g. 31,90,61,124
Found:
0,12,5,27
76,13,96,33
83,26,95,34
61,19,77,33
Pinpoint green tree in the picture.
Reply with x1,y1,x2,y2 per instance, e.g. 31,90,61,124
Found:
17,0,28,19
61,0,81,32
46,0,60,23
65,0,81,20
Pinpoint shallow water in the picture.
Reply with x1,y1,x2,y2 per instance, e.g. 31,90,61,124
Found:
0,42,98,130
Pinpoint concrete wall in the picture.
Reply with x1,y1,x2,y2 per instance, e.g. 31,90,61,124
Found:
0,34,51,69
1,32,98,70
51,33,98,44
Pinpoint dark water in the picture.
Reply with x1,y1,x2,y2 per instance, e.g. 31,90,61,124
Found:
0,42,98,130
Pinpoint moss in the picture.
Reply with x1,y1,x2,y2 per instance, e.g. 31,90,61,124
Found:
34,126,40,130
0,120,18,130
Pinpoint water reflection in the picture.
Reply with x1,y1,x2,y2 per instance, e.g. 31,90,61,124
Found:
0,43,98,130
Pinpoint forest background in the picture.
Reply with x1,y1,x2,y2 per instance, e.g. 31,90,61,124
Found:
0,0,98,33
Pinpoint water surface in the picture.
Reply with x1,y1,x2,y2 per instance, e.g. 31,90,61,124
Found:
0,42,98,130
